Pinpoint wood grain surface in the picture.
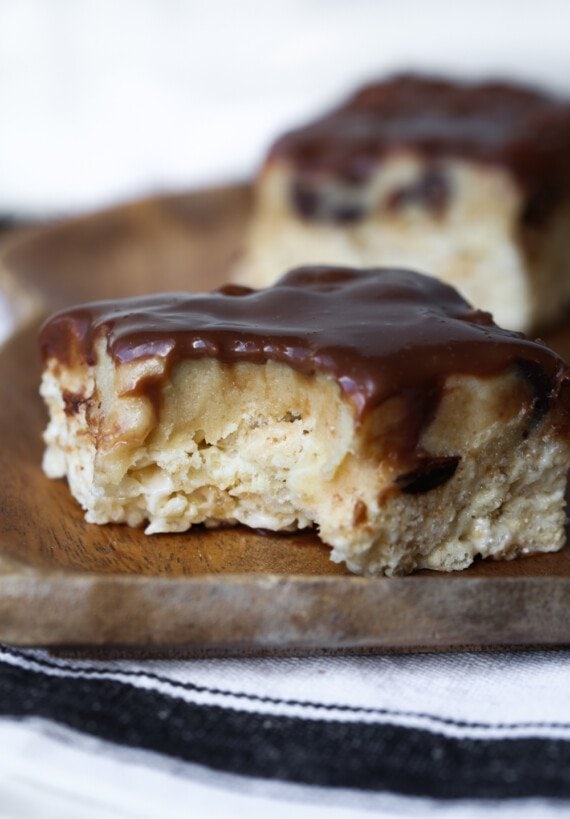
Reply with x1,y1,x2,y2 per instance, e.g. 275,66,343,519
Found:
2,184,570,651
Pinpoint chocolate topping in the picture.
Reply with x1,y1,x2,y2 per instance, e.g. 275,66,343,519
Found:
40,266,567,427
269,74,570,196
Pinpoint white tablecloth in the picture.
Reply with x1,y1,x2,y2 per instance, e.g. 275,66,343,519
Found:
2,646,570,818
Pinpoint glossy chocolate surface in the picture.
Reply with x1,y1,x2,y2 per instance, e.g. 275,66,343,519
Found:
269,75,570,192
40,266,567,423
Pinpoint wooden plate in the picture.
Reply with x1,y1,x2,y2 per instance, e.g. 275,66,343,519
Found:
2,184,570,653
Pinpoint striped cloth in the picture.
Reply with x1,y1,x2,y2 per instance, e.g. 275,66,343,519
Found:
1,645,570,818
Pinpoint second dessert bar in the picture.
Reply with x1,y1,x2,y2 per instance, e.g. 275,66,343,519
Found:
243,75,570,331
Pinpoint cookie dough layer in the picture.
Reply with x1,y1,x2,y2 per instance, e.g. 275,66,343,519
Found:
41,341,570,577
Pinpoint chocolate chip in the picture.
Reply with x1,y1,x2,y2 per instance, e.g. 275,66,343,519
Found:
329,204,365,223
290,182,321,219
290,181,365,223
387,167,450,216
396,455,460,494
516,359,555,428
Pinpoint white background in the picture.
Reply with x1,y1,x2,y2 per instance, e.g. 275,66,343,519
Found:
0,0,569,216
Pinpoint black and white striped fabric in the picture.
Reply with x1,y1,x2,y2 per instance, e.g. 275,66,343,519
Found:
1,647,570,818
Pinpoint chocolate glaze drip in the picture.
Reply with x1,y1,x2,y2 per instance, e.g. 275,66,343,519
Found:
40,266,567,428
270,75,570,204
